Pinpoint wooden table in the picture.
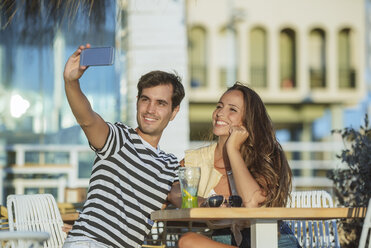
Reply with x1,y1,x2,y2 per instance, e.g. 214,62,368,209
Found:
61,212,79,222
151,207,367,248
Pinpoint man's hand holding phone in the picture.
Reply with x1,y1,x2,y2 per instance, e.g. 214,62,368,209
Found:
63,44,91,83
64,44,115,84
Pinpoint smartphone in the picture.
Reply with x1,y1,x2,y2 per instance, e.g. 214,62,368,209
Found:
80,47,114,66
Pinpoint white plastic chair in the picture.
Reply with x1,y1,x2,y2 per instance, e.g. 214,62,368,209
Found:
359,198,371,248
7,194,67,248
286,190,340,248
0,230,50,248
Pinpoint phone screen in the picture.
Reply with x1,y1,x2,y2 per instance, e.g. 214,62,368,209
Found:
80,47,114,66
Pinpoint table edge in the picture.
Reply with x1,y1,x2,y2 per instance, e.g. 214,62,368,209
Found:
150,207,367,221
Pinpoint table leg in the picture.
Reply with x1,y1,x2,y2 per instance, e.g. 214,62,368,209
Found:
250,219,278,248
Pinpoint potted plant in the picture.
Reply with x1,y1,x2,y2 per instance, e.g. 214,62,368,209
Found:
327,114,371,247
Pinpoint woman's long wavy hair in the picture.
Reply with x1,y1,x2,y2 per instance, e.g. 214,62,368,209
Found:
225,82,292,207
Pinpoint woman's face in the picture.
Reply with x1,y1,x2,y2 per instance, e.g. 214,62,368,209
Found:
212,90,245,137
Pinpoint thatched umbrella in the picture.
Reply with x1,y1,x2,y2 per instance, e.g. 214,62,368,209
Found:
0,0,114,45
0,0,116,94
1,0,109,29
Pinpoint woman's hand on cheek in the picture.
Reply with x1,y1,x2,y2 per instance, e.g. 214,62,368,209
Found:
226,126,249,151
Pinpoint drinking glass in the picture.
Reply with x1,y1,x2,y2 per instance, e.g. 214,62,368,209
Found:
178,167,201,208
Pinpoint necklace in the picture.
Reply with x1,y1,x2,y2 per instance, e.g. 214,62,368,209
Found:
214,158,228,176
213,145,230,174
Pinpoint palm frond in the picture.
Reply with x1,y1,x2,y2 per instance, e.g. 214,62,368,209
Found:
0,0,108,30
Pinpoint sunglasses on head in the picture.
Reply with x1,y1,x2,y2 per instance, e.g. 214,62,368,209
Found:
207,195,243,208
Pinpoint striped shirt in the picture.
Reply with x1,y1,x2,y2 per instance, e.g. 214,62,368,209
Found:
67,122,179,248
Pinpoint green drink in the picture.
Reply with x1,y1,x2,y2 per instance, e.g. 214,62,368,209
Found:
181,188,198,208
179,167,201,208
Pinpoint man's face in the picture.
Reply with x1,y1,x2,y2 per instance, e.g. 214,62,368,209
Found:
136,84,179,140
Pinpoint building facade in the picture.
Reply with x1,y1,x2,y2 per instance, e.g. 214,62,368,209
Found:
187,0,366,143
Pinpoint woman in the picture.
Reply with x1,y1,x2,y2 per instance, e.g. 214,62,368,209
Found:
177,83,300,248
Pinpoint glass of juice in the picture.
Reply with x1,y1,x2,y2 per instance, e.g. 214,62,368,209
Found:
179,167,201,208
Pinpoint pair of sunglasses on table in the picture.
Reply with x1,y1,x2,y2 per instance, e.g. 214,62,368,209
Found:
201,194,243,208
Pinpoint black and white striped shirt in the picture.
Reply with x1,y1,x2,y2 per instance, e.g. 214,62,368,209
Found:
68,122,179,248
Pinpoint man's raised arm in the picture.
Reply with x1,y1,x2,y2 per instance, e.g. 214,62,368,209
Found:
63,44,109,149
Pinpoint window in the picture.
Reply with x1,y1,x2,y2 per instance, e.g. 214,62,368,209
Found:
338,28,356,88
250,27,267,88
218,27,238,88
189,26,207,88
280,28,296,89
309,29,326,88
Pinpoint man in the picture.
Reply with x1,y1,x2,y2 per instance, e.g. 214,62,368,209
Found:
62,44,185,248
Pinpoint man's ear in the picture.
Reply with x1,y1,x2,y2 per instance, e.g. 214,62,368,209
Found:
170,105,180,121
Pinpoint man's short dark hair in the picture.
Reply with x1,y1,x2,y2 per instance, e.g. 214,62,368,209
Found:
137,70,185,110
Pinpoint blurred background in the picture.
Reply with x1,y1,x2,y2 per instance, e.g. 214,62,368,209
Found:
0,0,370,205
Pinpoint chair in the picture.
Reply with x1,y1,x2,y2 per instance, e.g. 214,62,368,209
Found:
359,198,371,248
1,205,9,230
7,194,67,248
0,230,50,248
286,190,340,248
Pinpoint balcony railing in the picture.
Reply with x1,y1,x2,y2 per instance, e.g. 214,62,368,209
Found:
219,67,238,88
0,144,92,204
338,68,356,88
250,66,267,88
0,141,346,204
281,141,345,189
310,68,326,88
190,65,207,88
190,141,345,190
